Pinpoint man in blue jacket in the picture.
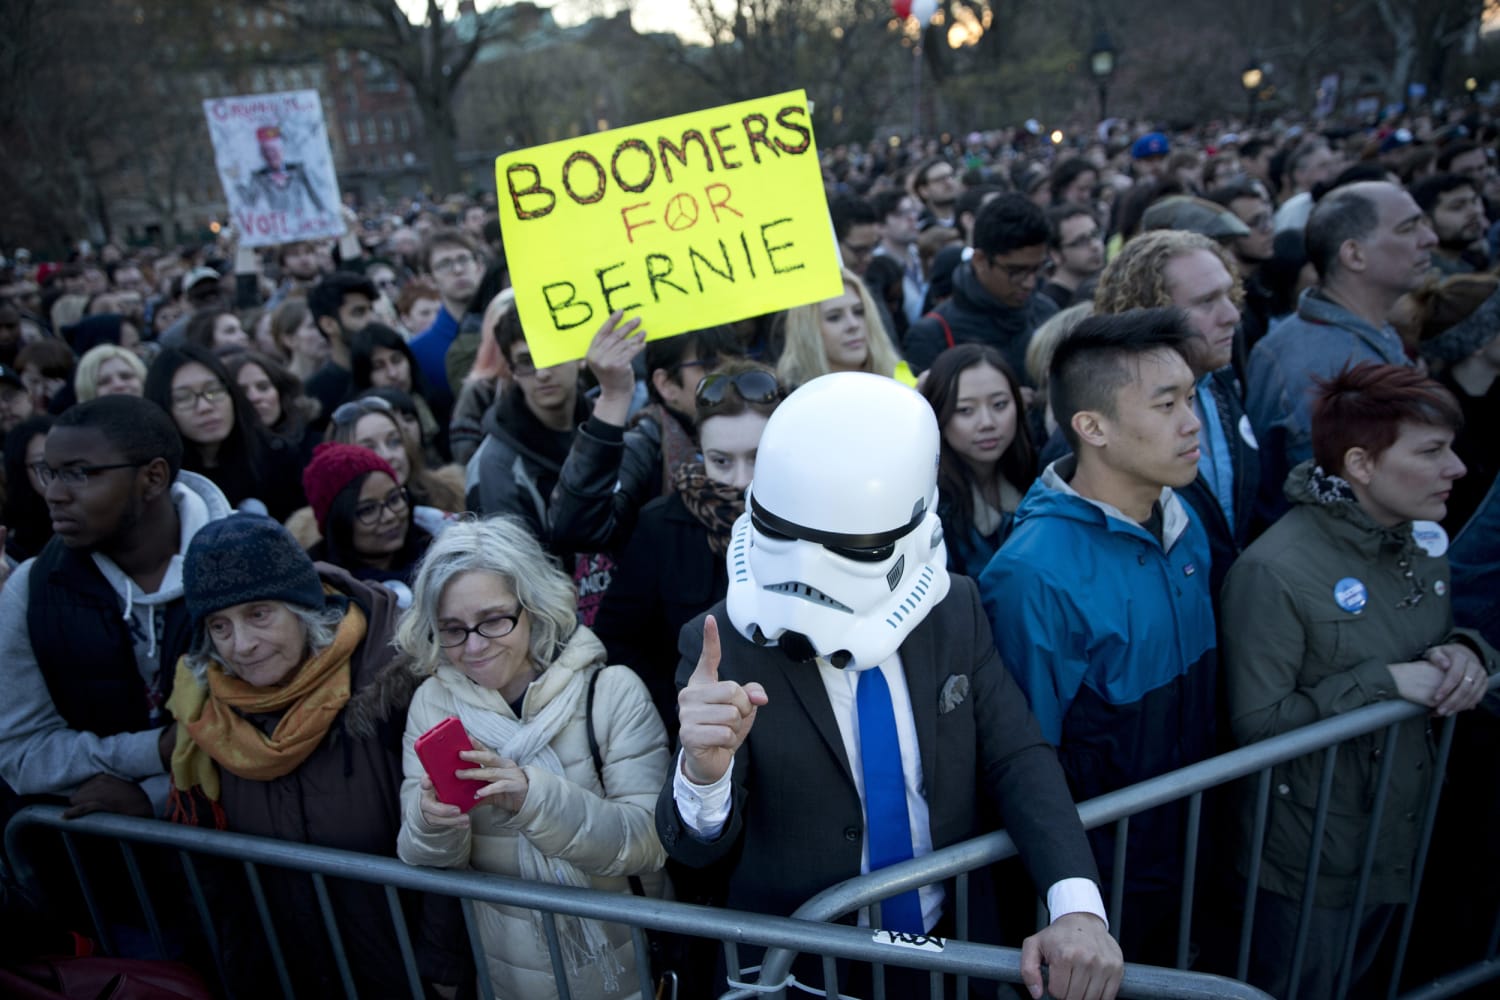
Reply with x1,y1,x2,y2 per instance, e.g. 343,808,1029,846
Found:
980,309,1218,963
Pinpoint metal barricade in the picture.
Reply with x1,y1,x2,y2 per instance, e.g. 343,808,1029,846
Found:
758,673,1500,1000
6,804,1270,1000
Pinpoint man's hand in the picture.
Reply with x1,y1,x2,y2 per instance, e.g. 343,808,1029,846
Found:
1424,643,1488,716
1020,912,1123,1000
677,615,767,786
586,310,646,427
64,774,153,820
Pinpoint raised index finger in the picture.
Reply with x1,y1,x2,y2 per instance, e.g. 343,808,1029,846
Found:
688,614,723,687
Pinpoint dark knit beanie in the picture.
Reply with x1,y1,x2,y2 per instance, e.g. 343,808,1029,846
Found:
184,514,325,631
302,442,398,532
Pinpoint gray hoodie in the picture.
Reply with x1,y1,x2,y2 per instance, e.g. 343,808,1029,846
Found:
0,471,231,814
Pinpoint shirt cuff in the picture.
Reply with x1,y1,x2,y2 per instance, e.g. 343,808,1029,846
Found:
1046,877,1108,930
671,750,733,840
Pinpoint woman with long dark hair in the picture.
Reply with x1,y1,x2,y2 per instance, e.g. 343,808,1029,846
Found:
224,349,321,465
919,343,1037,577
144,344,305,520
349,324,447,461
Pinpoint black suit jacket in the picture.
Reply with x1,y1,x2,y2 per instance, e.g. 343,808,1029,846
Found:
655,574,1099,922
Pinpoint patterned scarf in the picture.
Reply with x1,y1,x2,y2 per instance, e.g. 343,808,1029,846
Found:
636,403,698,496
673,462,746,556
166,598,366,827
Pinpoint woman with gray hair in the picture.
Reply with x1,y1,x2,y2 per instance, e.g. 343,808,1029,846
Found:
395,515,669,1000
167,513,464,996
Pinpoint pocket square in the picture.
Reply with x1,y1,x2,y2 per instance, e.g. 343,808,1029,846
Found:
938,674,970,715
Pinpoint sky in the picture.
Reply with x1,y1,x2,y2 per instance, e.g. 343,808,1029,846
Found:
395,0,710,41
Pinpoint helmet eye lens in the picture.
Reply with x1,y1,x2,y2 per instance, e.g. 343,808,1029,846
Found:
825,542,895,563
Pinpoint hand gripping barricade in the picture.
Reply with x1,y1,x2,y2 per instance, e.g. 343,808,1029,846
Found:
723,371,951,670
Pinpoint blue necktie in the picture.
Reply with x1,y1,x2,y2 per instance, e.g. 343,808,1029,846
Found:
856,666,924,933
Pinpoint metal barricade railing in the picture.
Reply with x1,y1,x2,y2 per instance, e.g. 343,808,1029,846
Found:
758,672,1500,1000
6,804,1271,1000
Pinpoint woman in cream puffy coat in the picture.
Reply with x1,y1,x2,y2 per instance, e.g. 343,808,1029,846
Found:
394,516,669,1000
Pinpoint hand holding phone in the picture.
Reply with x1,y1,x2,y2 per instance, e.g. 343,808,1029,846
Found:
414,717,487,814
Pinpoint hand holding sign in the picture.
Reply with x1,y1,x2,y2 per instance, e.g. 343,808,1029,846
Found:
587,310,647,427
495,90,842,369
678,615,768,786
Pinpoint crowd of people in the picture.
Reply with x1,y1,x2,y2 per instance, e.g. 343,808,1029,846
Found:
0,102,1498,1000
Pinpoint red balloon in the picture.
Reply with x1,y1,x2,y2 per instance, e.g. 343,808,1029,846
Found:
891,0,913,19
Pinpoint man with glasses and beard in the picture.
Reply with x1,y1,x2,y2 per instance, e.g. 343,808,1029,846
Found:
0,396,231,818
904,194,1059,382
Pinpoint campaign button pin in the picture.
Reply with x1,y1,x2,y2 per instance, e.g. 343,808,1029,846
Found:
1411,520,1449,558
1434,580,1448,597
1334,577,1367,614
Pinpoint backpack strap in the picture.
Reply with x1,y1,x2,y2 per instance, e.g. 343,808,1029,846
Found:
924,310,955,348
585,667,646,898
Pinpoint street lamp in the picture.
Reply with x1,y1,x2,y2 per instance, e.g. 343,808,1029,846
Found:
1089,30,1115,121
1241,61,1264,125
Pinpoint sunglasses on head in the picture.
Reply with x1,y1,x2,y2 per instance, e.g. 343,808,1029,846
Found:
331,395,394,427
695,369,781,408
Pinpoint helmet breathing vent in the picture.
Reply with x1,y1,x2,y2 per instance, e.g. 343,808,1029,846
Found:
762,581,854,613
883,564,937,630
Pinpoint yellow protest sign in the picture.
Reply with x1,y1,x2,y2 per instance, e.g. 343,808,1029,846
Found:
495,90,843,368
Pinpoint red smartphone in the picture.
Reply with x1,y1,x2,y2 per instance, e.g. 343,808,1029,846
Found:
414,716,486,813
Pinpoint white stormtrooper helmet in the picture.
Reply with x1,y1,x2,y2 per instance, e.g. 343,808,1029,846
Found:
724,371,950,669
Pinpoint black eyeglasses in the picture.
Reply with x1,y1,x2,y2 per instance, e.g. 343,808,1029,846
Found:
331,395,394,426
352,486,408,525
695,370,781,408
435,612,520,648
32,461,146,489
169,383,228,410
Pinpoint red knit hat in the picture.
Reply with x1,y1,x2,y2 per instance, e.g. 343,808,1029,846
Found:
302,442,398,532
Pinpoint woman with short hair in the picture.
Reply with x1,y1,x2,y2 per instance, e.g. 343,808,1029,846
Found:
1222,363,1497,1000
74,344,147,402
395,516,668,1000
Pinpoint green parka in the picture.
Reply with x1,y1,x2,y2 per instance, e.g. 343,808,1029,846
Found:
1221,461,1496,907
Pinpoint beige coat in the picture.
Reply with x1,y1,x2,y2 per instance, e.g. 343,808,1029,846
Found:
397,626,668,999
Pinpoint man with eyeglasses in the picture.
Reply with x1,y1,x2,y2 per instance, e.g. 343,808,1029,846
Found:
904,193,1059,381
872,190,926,328
0,396,232,820
409,229,484,413
1039,206,1105,310
303,271,379,427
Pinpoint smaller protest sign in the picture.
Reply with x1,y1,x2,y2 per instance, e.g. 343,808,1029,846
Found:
204,90,344,248
495,90,843,368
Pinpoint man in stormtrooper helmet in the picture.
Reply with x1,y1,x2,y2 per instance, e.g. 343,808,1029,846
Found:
656,373,1123,999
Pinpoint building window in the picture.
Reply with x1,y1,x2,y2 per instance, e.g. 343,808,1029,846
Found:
382,116,394,143
346,121,360,146
365,118,377,143
399,117,410,140
336,50,350,71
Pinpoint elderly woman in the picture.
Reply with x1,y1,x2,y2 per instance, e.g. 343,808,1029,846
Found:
395,516,669,1000
1222,363,1498,999
166,514,462,996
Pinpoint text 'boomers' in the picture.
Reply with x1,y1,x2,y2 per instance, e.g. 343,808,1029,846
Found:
494,90,842,367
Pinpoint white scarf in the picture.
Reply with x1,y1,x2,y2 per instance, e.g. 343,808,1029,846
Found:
446,665,623,992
